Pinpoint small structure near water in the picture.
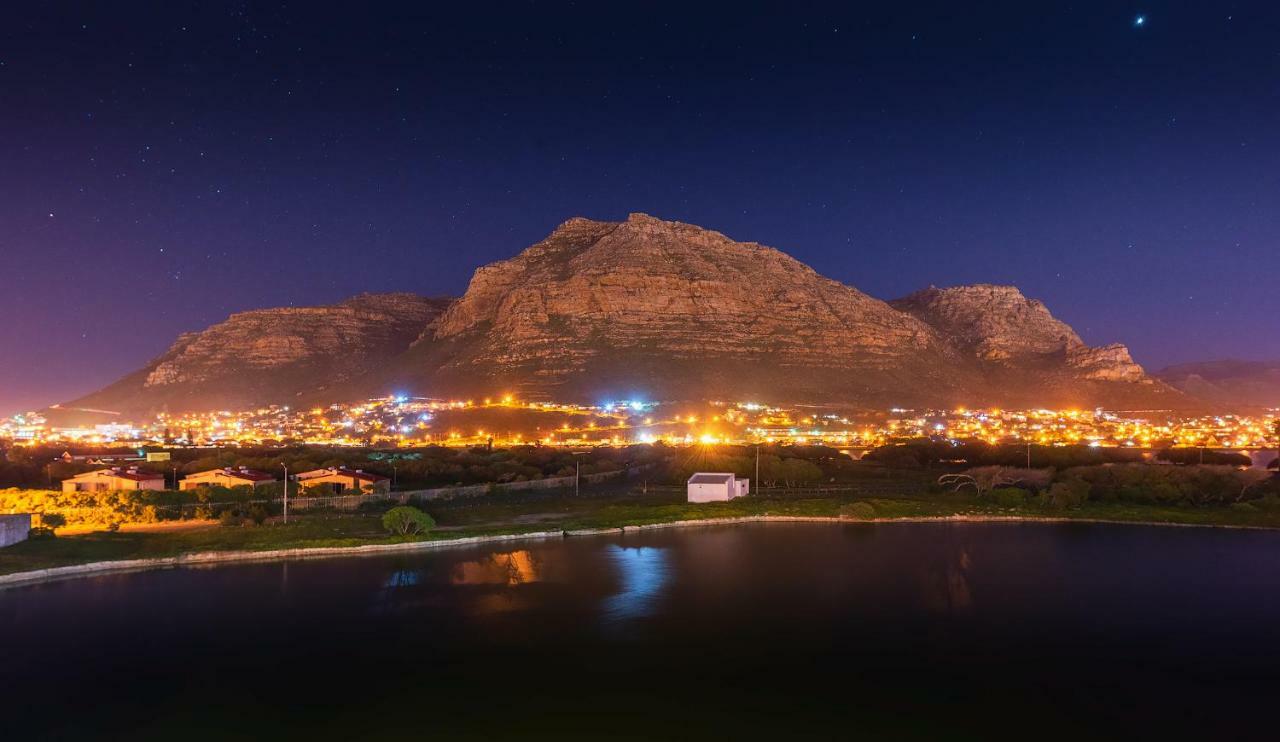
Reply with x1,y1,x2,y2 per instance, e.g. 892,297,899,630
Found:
687,473,749,503
0,514,32,548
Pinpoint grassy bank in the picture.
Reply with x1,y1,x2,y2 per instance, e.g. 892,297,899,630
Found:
6,486,1280,579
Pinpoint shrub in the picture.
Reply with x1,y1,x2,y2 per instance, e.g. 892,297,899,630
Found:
218,509,244,527
991,488,1027,508
39,513,67,532
1042,481,1088,510
27,526,56,540
382,506,435,535
247,505,269,525
839,501,877,520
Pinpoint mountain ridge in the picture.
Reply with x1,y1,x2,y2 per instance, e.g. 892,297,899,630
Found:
65,213,1191,416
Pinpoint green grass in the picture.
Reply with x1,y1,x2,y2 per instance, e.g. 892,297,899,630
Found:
6,486,1280,578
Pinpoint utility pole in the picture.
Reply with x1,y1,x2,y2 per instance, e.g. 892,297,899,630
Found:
1274,420,1280,473
1026,442,1032,469
392,464,397,492
282,463,289,524
572,451,588,497
755,444,760,493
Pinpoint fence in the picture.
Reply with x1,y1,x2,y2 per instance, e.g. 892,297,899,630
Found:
284,465,648,511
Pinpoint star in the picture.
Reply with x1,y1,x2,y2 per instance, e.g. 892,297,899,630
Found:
1133,15,1146,28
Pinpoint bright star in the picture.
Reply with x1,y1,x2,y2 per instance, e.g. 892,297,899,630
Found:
1133,15,1146,27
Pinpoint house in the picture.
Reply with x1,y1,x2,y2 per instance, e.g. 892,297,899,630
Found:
295,467,390,495
60,450,144,464
180,467,277,490
687,472,749,503
62,467,165,493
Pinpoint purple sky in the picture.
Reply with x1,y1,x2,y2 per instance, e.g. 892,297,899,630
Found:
2,2,1278,414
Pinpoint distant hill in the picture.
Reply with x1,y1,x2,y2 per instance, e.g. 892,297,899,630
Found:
1156,360,1280,408
63,214,1190,417
65,293,451,417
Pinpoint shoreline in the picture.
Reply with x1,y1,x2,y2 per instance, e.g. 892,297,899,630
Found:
4,512,1280,589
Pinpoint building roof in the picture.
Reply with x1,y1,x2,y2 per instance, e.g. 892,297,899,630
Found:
296,467,389,482
186,467,277,483
70,467,163,482
688,472,735,485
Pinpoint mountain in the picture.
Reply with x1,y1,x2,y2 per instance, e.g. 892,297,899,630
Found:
365,213,1179,409
1156,360,1280,408
64,293,450,416
64,214,1188,416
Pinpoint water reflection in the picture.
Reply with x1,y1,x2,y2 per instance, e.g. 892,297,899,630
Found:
917,542,974,616
383,569,422,588
451,550,541,586
601,545,670,621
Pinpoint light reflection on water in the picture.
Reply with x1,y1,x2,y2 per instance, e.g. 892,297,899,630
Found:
601,545,670,622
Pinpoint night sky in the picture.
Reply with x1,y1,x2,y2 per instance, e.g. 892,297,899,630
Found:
2,2,1278,413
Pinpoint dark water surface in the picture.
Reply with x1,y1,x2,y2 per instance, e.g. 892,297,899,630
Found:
4,522,1280,739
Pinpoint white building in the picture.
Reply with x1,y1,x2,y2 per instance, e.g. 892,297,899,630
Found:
687,472,749,503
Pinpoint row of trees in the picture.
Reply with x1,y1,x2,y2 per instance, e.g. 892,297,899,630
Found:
938,463,1280,509
865,439,1259,470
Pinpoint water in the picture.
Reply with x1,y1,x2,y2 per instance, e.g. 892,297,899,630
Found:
4,522,1280,739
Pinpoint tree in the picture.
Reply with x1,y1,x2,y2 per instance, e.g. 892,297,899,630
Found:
382,506,435,536
939,466,1046,495
40,513,67,532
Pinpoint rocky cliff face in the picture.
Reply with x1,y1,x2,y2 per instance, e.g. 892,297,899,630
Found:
69,293,451,414
371,214,1178,408
417,213,955,398
68,214,1190,414
891,285,1148,382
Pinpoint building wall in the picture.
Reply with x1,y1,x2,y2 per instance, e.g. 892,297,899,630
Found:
62,473,165,493
180,473,273,490
299,474,389,494
0,514,32,548
688,481,732,503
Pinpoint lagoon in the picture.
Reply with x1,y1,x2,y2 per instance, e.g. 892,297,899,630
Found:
3,522,1280,738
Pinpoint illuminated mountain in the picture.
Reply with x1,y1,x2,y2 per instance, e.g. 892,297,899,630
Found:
65,214,1189,416
64,293,451,417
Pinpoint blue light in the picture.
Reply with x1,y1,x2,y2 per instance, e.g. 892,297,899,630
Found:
629,400,645,411
601,545,670,622
1133,14,1146,27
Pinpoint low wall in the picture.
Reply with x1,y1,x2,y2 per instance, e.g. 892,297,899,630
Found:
0,514,32,548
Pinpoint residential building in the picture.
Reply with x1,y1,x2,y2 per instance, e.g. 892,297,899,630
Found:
180,467,277,490
62,467,165,493
295,467,390,494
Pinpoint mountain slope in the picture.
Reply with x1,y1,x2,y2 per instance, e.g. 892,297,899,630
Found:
65,293,451,416
1157,360,1280,408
